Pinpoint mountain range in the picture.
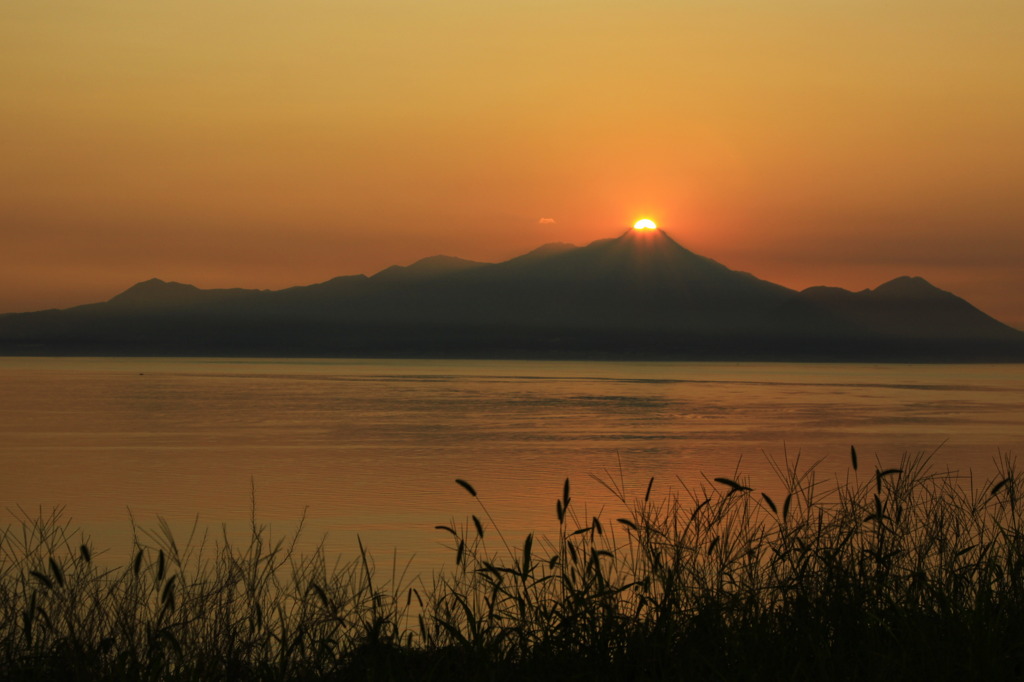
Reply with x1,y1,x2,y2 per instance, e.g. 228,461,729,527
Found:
2,229,1022,361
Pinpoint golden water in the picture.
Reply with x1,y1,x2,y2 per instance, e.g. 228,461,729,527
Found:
2,357,1022,577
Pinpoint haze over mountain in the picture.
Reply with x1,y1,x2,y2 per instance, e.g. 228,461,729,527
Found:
1,229,1021,361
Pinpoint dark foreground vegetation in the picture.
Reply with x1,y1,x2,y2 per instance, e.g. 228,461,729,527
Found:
4,451,1024,681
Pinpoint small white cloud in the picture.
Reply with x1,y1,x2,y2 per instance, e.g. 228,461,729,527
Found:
538,217,556,224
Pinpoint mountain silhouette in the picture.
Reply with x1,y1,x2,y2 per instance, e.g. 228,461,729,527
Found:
371,255,485,283
1,229,1021,360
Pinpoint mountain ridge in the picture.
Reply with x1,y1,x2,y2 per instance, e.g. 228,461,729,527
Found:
1,230,1021,361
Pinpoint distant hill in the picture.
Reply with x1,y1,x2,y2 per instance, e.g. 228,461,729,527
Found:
1,229,1022,361
370,255,486,283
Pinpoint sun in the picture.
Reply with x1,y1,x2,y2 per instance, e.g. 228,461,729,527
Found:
633,219,657,230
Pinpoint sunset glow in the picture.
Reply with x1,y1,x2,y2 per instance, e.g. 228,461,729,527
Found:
0,1,1022,328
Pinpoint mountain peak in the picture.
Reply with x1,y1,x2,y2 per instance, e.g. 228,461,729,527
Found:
589,228,757,285
616,226,684,247
871,275,942,297
496,242,577,268
372,254,485,282
108,278,200,304
607,227,716,263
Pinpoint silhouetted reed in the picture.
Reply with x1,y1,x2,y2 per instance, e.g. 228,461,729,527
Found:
3,450,1024,680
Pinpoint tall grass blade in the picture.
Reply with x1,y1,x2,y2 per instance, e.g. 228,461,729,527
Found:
713,477,752,493
876,468,903,493
161,574,177,610
455,479,477,497
991,476,1011,497
29,571,52,590
522,533,534,576
48,558,64,588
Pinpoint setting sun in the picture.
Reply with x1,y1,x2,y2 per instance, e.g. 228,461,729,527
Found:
633,219,658,230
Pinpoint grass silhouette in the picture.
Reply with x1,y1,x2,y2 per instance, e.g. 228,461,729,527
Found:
3,449,1024,680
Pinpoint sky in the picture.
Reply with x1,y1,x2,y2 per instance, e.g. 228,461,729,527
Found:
2,1,1023,328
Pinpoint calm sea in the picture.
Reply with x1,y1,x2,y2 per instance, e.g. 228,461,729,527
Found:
2,357,1023,576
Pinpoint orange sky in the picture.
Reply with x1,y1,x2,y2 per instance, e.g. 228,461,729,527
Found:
2,1,1023,328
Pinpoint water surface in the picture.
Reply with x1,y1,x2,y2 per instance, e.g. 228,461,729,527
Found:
2,357,1022,575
